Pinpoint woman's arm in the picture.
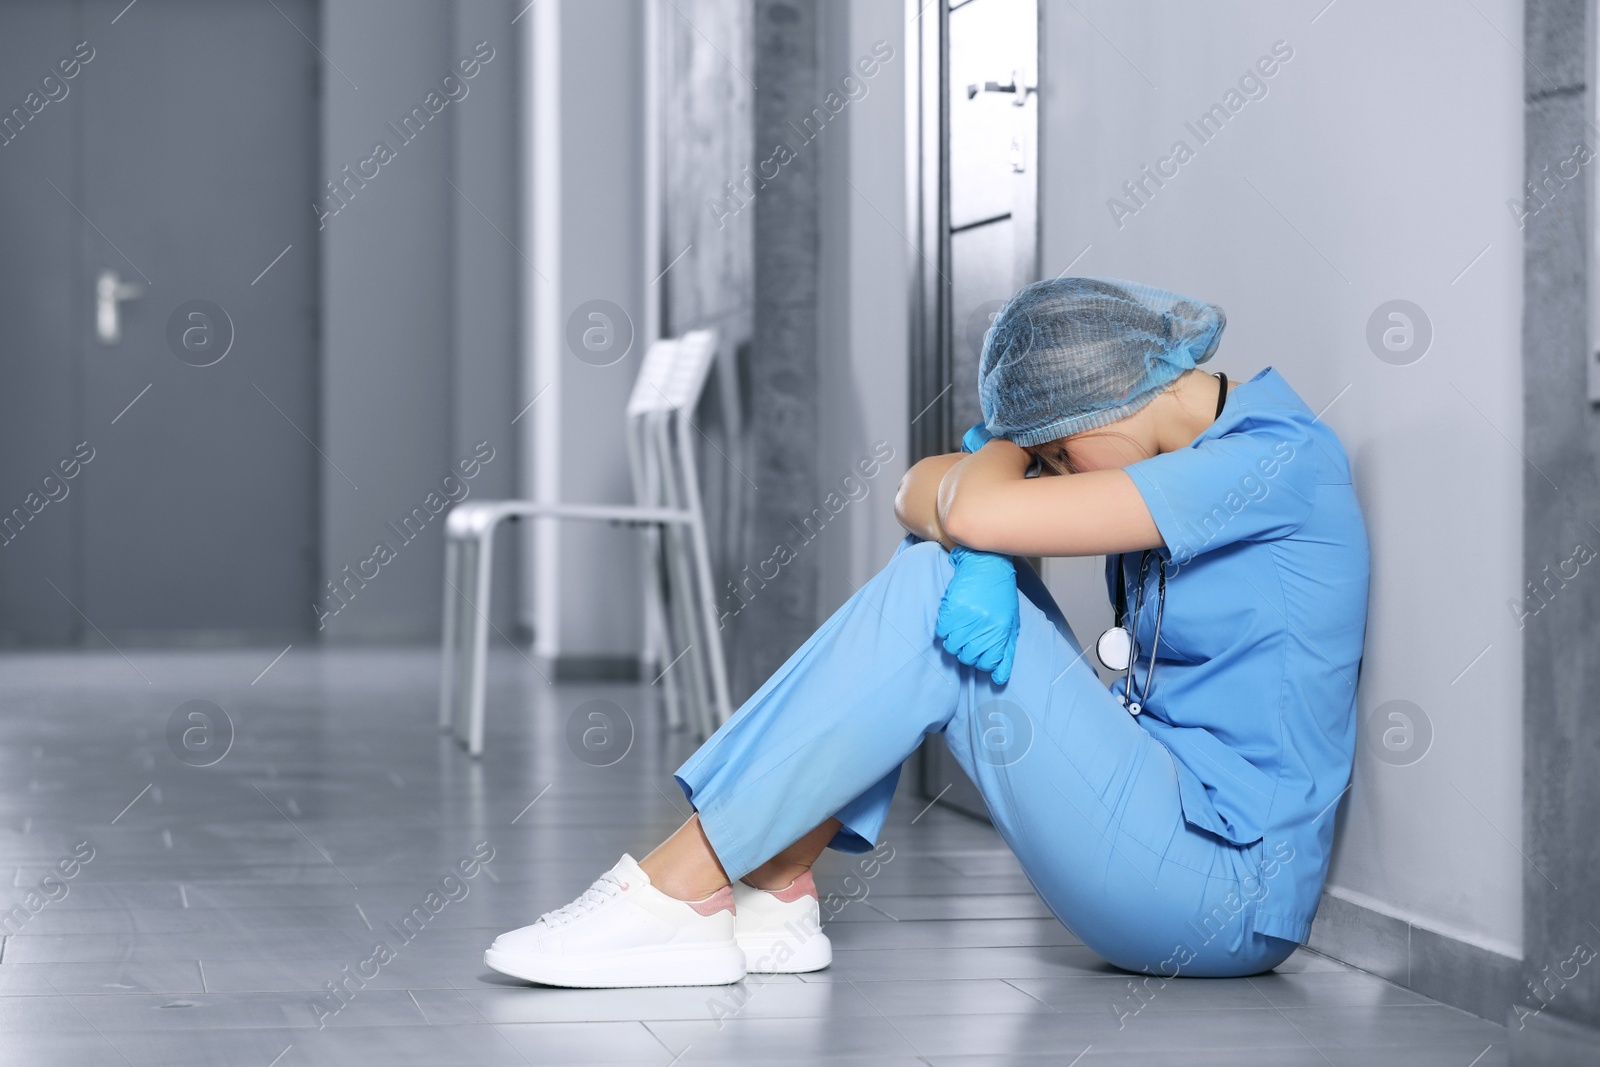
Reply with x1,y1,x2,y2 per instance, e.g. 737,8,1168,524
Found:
937,438,1165,557
893,452,965,549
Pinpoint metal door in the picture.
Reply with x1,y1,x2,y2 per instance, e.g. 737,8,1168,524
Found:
910,0,1038,460
0,0,320,644
910,0,1040,818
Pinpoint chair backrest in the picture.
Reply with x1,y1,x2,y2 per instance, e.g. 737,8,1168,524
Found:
624,329,719,419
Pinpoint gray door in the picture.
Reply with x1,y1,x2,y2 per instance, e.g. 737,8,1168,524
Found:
946,0,1039,437
911,0,1040,819
0,0,320,644
910,0,1039,460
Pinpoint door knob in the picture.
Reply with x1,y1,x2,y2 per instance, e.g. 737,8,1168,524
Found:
966,70,1036,106
96,268,145,345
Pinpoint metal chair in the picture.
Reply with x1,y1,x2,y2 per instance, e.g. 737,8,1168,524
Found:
438,329,734,756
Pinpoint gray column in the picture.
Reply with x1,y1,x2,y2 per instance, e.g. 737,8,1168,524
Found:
657,0,756,676
733,0,824,702
1517,0,1600,1060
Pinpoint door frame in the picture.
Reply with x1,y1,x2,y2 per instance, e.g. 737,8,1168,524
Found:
908,0,952,466
907,0,1041,818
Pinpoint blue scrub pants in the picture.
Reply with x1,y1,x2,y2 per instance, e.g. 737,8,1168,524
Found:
675,536,1297,977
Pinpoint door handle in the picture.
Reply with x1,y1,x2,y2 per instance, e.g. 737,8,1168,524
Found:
966,70,1036,106
96,268,145,345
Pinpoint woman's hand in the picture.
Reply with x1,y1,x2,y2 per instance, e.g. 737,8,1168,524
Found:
935,545,1020,684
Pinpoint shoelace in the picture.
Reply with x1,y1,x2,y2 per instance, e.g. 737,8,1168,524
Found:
536,872,627,928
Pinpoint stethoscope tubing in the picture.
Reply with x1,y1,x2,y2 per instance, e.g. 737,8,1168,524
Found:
1110,549,1166,715
1098,370,1221,716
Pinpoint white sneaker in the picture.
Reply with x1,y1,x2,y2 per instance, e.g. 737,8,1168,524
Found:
485,854,746,988
733,869,832,974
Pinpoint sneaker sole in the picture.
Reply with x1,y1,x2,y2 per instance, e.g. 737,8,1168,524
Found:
737,932,832,974
484,943,747,989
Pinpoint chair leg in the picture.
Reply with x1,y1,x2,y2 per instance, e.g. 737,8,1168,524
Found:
634,419,685,730
667,525,712,742
640,533,662,668
439,536,462,731
675,415,735,728
644,526,685,730
465,528,496,758
451,536,478,747
686,509,734,728
627,419,667,701
654,415,715,739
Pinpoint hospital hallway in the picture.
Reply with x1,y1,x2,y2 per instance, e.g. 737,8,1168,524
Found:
0,647,1509,1066
3,0,1599,1061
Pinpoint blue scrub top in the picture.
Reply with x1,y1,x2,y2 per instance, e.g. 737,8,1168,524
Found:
1115,366,1370,943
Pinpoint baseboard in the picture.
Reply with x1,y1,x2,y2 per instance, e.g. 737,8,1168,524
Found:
1509,1005,1600,1064
79,628,310,648
543,654,643,682
1307,889,1520,1022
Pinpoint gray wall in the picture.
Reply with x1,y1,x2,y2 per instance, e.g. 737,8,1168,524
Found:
520,0,646,670
452,0,523,621
1037,0,1527,996
0,2,93,643
814,0,912,607
320,0,520,643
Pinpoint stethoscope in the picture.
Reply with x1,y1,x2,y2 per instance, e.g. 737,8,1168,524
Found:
1092,371,1227,716
1095,551,1165,716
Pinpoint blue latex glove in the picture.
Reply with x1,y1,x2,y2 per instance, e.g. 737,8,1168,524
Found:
960,422,995,454
935,545,1020,684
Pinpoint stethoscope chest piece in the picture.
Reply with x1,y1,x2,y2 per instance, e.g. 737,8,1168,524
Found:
1096,626,1133,673
1103,550,1166,719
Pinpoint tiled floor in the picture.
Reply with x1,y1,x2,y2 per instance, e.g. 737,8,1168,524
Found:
0,648,1507,1065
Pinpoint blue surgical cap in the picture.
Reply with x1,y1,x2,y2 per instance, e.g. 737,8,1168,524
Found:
977,276,1226,447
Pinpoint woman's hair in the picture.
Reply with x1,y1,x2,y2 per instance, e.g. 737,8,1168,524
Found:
1036,448,1073,476
979,277,1226,447
1031,425,1146,476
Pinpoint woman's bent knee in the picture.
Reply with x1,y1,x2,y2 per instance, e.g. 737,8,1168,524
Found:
881,537,953,587
892,536,948,564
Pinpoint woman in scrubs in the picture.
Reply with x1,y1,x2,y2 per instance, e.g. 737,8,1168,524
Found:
487,277,1371,988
